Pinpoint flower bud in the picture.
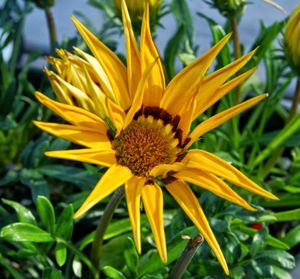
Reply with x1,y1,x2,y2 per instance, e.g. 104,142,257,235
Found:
210,0,246,18
284,3,300,75
30,0,55,9
114,0,161,29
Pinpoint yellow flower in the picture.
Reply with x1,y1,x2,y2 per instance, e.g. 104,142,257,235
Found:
284,3,300,75
34,0,278,274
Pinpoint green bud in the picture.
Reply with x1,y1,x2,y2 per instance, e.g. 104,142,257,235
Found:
30,0,56,9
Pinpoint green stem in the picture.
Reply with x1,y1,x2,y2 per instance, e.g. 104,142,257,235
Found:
90,186,125,276
169,234,204,279
45,7,57,52
259,78,300,178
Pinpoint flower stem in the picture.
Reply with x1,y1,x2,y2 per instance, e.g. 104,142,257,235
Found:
90,186,125,276
230,17,242,104
169,234,204,279
259,78,300,179
45,7,57,52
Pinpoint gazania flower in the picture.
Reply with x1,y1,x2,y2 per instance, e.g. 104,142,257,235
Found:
284,2,300,75
34,0,277,274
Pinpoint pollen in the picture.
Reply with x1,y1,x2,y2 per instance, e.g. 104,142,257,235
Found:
113,116,179,177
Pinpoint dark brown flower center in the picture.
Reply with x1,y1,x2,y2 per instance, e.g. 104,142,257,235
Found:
113,116,179,177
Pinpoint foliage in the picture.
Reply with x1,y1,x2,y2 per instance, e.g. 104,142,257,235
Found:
1,0,300,278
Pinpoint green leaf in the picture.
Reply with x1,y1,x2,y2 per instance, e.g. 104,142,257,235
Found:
252,112,300,167
273,266,293,279
2,199,37,225
0,170,18,186
272,209,300,222
55,242,67,267
72,258,82,277
36,196,56,233
102,266,126,279
1,223,54,242
258,250,295,270
138,227,196,275
0,253,24,279
55,204,73,240
250,228,267,256
124,237,139,275
282,224,300,248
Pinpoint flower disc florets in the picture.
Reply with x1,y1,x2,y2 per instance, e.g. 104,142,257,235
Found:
113,108,180,177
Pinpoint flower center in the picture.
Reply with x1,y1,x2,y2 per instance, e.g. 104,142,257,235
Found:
113,114,179,177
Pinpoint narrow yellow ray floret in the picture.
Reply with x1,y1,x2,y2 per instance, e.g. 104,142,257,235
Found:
34,0,277,275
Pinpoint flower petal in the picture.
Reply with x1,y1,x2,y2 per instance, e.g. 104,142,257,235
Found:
125,176,146,254
35,92,107,131
165,180,229,275
71,16,130,109
149,162,184,178
34,122,109,148
140,1,165,106
45,149,116,167
74,164,133,218
142,184,167,263
121,0,141,101
194,67,257,119
183,150,278,200
188,94,267,148
174,168,257,211
160,33,231,115
106,98,126,136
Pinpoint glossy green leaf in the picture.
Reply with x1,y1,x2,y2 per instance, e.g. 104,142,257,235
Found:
282,224,300,248
55,204,73,240
55,242,67,267
124,237,139,275
273,266,293,279
102,266,126,279
1,223,54,242
272,209,300,222
258,250,295,269
2,199,36,225
36,195,55,233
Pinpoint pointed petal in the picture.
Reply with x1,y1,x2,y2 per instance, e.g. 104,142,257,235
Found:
71,17,130,109
140,1,165,107
183,150,278,200
106,98,126,136
160,34,231,115
188,94,267,148
35,92,107,131
125,176,146,254
34,122,109,149
149,162,184,178
166,180,229,275
121,0,141,101
75,164,133,218
142,184,167,263
194,67,257,119
123,58,159,128
174,168,257,211
45,149,116,167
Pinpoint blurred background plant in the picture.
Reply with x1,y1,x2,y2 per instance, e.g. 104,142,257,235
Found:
1,0,300,278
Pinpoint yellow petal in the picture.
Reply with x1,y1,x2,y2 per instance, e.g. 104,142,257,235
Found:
106,98,126,136
121,0,141,101
165,180,229,275
149,162,184,178
142,184,167,263
194,67,257,119
140,1,165,107
183,150,278,200
45,149,116,167
34,122,109,149
123,57,159,128
75,164,133,218
174,168,257,211
35,92,107,131
71,16,130,110
160,33,231,115
188,94,267,148
125,176,146,254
